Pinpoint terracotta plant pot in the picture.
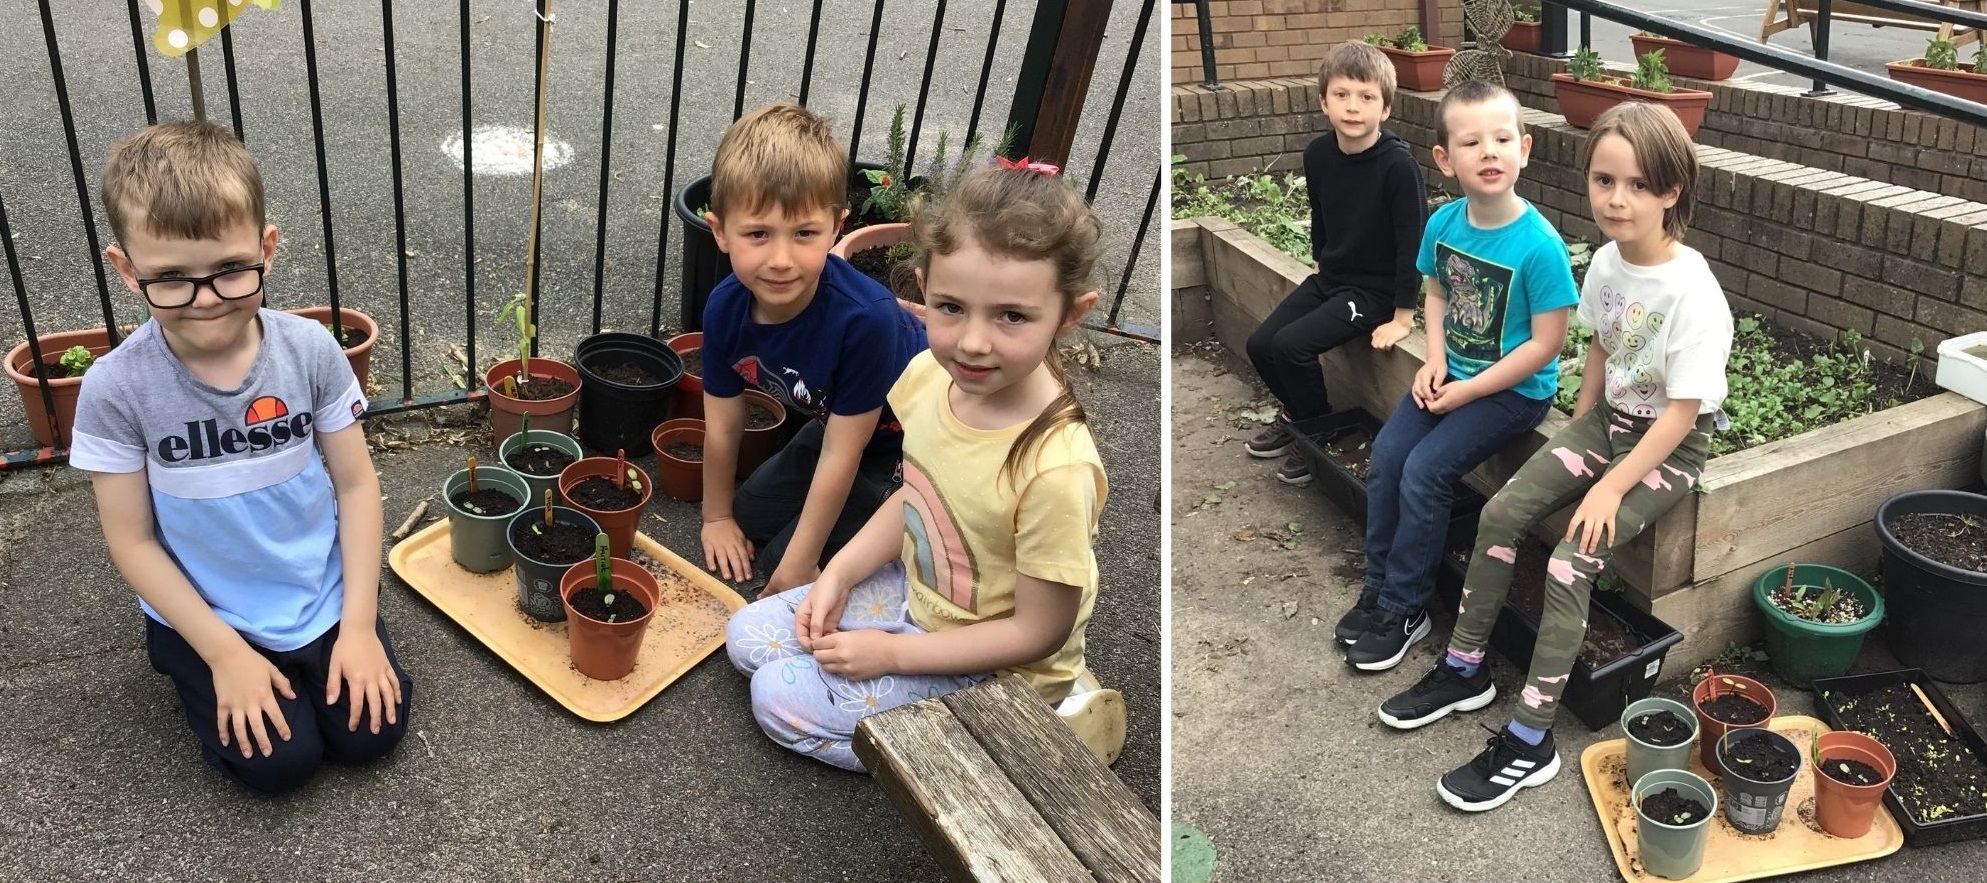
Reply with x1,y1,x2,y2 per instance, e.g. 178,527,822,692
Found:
559,556,661,681
737,388,790,480
484,357,582,443
829,221,910,259
5,327,117,448
1550,73,1712,136
1500,20,1542,54
1885,59,1987,106
285,306,380,391
1690,673,1776,770
1629,34,1740,81
1375,44,1456,92
650,418,705,503
557,456,652,560
667,331,704,421
1811,730,1898,838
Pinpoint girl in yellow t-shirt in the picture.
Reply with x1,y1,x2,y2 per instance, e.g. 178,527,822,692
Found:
724,160,1115,772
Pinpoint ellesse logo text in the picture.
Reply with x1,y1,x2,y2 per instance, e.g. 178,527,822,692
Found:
156,396,312,462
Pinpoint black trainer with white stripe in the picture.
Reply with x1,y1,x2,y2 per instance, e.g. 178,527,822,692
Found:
1436,724,1561,812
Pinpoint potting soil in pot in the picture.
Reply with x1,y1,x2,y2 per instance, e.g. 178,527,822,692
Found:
1627,709,1693,747
744,400,779,430
663,441,704,462
1642,786,1711,826
1828,682,1987,824
327,323,371,348
1722,731,1799,781
588,359,660,387
1887,513,1987,571
509,374,577,400
509,519,595,563
451,488,521,517
506,444,577,476
1702,692,1771,726
680,349,701,378
568,585,651,622
568,476,644,511
1821,757,1884,786
848,246,897,289
31,360,79,380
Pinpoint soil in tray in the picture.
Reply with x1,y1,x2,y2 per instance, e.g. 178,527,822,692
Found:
663,441,703,462
1886,512,1987,572
509,519,596,564
1702,692,1771,726
1642,786,1711,826
1827,682,1987,824
1821,757,1885,786
451,488,521,517
680,348,702,378
1448,536,1642,668
1627,708,1693,746
567,584,651,622
1320,426,1376,481
588,358,660,387
744,400,779,430
1720,731,1798,781
568,476,644,511
505,443,577,476
508,374,577,401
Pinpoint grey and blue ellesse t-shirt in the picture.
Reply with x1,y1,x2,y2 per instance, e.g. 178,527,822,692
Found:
69,309,366,651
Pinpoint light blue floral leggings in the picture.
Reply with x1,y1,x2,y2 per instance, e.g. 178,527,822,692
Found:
724,561,985,771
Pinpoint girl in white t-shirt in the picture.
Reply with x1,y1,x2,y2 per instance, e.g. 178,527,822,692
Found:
1376,102,1734,814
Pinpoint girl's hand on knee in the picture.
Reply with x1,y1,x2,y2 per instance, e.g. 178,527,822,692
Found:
795,573,850,650
812,629,897,681
1566,485,1624,556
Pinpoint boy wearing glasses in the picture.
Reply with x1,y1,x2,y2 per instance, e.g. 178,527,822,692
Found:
69,120,410,794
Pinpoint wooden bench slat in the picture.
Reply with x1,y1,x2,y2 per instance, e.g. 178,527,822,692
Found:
943,677,1161,883
855,697,1095,883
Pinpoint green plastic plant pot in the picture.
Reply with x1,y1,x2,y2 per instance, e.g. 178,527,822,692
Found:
1622,696,1698,792
1632,768,1717,880
499,429,584,509
442,466,530,573
1752,563,1883,684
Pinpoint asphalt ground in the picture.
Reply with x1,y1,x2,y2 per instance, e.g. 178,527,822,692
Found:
0,3,1162,880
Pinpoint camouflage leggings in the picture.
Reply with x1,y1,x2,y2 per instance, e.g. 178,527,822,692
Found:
1449,406,1714,731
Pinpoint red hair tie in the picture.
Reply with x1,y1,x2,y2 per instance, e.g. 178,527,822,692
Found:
997,155,1061,176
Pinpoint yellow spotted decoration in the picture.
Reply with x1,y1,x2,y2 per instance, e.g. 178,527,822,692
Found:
147,0,282,58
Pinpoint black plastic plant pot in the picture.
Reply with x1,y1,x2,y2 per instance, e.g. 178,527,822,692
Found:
1875,489,1987,683
1813,668,1987,846
671,161,890,333
573,332,684,458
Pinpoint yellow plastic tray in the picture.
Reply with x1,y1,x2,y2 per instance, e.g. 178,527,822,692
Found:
1582,714,1903,883
387,519,744,722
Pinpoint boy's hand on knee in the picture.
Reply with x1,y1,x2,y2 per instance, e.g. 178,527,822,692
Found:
701,517,755,582
328,628,403,735
812,629,897,681
1565,485,1624,556
212,648,295,759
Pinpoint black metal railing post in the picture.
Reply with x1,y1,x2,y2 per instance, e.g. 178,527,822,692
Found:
592,0,624,334
297,0,345,340
1192,0,1219,88
1810,0,1836,97
382,0,413,404
648,0,693,337
1087,0,1154,204
459,0,478,381
38,0,120,345
124,0,157,124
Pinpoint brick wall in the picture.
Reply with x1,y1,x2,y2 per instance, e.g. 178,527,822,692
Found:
1171,1,1464,86
1172,78,1987,367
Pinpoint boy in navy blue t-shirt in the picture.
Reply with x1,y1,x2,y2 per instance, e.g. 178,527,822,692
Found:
699,102,927,597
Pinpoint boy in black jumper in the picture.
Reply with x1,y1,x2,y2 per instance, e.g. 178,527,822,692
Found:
1245,40,1428,486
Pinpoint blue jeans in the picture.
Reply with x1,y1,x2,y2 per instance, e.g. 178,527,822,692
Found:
1364,385,1550,617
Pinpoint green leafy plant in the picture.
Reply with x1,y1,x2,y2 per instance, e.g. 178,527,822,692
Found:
322,322,354,345
1512,5,1539,23
1631,50,1674,93
1395,25,1428,52
1567,45,1604,82
1362,32,1393,47
860,105,913,222
1168,156,1313,263
916,122,1017,209
57,345,93,377
497,290,537,386
1779,564,1850,622
1925,37,1961,71
1712,319,1899,455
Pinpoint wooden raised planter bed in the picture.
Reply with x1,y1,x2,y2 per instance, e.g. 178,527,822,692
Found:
1173,216,1987,671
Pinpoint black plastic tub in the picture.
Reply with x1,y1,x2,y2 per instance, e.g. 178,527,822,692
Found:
1286,408,1487,532
1875,489,1987,683
573,332,683,457
1813,668,1987,846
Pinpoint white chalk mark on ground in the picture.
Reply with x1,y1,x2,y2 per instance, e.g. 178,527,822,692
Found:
440,125,575,176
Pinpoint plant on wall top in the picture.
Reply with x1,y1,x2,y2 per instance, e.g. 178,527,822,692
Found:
1567,46,1604,81
1513,4,1539,23
1362,32,1393,47
1923,37,1961,70
1631,50,1676,92
1395,25,1430,51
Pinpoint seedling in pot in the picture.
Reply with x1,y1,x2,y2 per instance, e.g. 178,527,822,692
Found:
461,456,484,515
58,345,93,377
499,291,536,387
592,532,618,620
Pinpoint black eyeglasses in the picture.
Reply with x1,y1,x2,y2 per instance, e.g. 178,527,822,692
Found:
136,264,267,309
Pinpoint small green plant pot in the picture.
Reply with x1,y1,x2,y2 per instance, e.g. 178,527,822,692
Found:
1632,769,1717,880
1622,696,1698,791
1752,563,1883,684
442,466,529,573
506,506,601,622
498,429,584,509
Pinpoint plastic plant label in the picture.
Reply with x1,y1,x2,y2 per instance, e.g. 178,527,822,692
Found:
593,533,613,595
